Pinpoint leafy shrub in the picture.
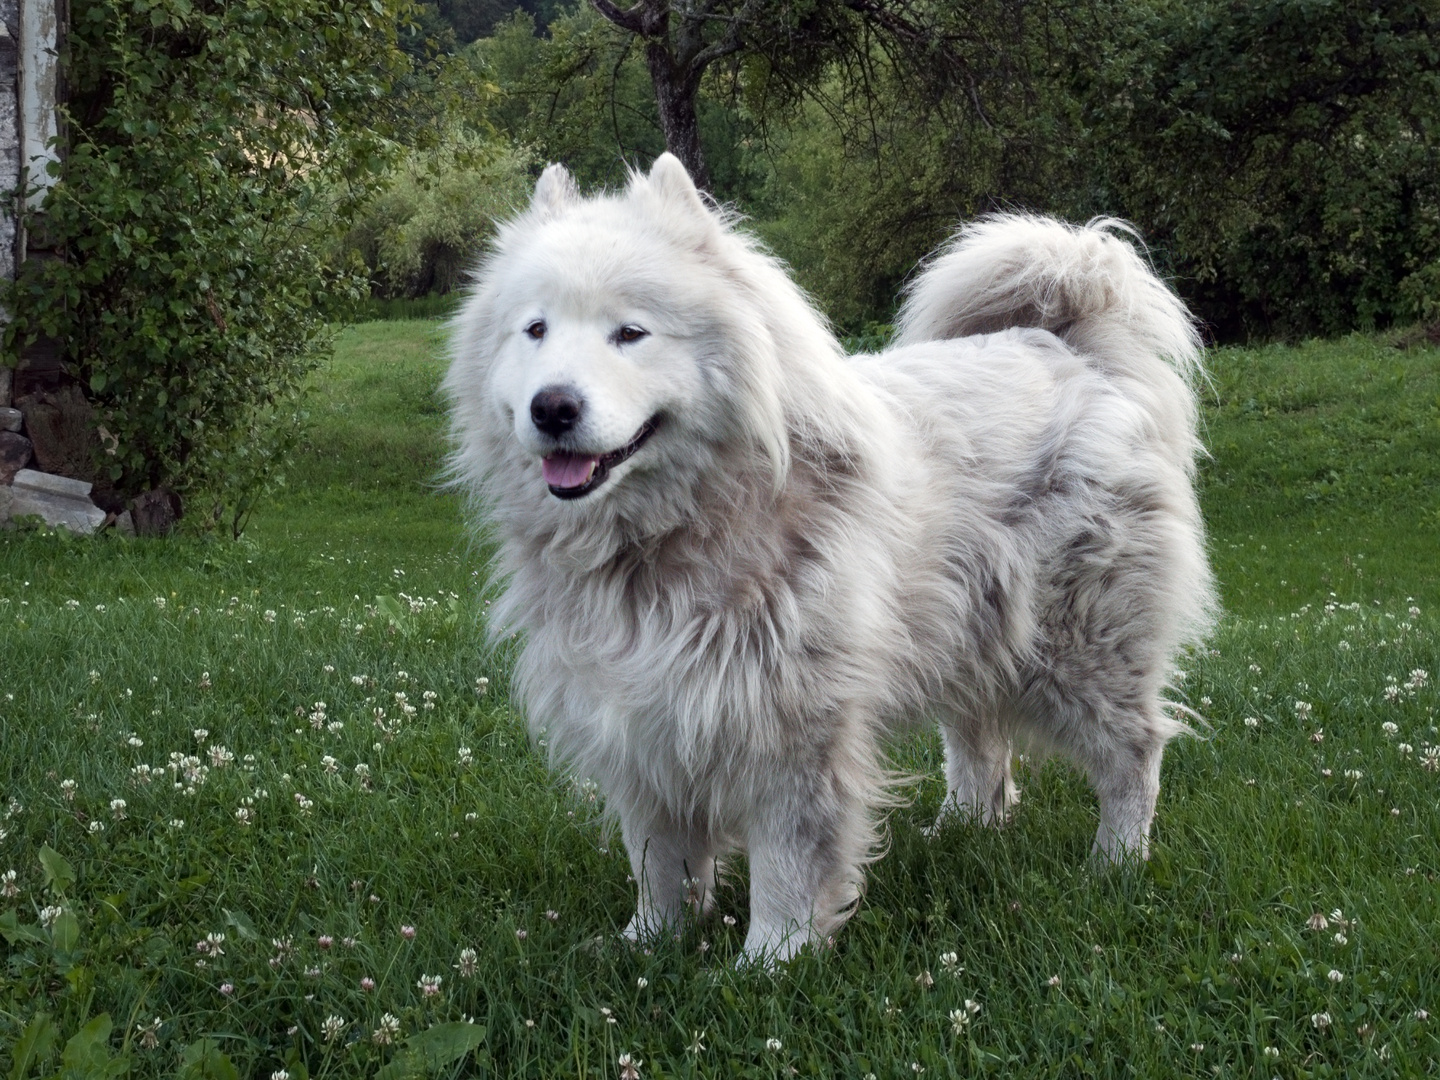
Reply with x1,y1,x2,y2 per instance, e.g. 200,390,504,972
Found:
1077,0,1440,340
337,135,533,299
1,0,412,531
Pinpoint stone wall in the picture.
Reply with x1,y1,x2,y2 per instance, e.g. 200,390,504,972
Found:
0,1,135,535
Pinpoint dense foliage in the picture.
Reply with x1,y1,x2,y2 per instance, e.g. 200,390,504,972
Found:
1,0,413,530
1078,0,1440,339
462,0,1440,339
335,134,533,298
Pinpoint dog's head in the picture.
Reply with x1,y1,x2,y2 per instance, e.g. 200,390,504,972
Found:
447,155,838,541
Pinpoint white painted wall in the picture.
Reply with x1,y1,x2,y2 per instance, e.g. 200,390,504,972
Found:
18,0,59,209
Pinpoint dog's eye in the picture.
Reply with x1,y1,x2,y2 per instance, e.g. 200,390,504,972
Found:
616,325,648,344
525,320,546,341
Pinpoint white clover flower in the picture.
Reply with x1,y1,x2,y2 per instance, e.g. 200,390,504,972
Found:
126,734,144,748
321,1015,345,1043
110,798,127,819
293,793,313,813
88,820,105,834
939,950,961,973
321,755,339,775
618,1052,642,1080
417,973,442,996
457,746,474,767
915,970,934,989
949,1008,972,1034
39,905,65,927
1312,1012,1331,1030
1046,974,1062,988
455,948,479,977
1295,701,1313,721
1382,721,1399,737
136,1017,162,1049
59,778,77,801
765,1038,782,1052
208,745,234,768
193,728,209,743
1244,716,1260,728
1,870,17,898
1328,969,1344,983
235,807,254,826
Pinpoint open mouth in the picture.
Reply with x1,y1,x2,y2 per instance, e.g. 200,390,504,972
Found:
541,416,659,500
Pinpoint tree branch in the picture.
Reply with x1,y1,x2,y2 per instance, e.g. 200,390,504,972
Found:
590,0,666,38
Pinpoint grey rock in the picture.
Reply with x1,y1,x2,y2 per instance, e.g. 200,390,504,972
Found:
131,488,182,537
8,468,106,534
0,481,11,527
0,405,21,431
115,509,135,536
0,429,31,483
0,365,10,408
16,384,97,480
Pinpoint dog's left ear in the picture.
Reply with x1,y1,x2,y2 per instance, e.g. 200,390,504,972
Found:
531,163,578,219
643,153,716,232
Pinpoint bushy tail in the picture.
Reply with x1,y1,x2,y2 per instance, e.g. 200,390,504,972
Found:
894,214,1203,462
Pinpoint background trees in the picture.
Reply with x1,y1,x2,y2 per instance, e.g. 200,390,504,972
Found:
456,0,1440,339
6,0,1436,530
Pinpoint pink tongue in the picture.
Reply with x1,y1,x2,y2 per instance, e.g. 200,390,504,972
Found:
542,453,600,489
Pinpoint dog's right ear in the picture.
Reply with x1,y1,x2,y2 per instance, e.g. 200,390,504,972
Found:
531,163,578,219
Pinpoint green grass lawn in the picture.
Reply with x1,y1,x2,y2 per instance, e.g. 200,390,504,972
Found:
1,324,1438,1078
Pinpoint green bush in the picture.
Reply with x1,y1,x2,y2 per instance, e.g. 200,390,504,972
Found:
1076,0,1440,340
1,0,413,532
337,135,533,299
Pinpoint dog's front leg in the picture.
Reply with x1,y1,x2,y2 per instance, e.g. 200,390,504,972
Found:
618,808,716,943
742,778,868,965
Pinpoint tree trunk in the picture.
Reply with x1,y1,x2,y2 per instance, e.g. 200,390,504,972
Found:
644,41,710,190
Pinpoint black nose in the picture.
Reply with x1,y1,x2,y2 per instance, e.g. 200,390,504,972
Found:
530,387,584,437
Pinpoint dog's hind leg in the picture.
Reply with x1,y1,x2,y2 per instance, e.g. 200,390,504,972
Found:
1080,720,1166,865
931,712,1018,831
618,808,717,943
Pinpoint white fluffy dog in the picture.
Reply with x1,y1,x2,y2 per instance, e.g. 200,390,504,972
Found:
446,154,1216,963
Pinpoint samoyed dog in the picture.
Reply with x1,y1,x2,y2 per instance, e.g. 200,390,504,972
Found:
446,154,1215,963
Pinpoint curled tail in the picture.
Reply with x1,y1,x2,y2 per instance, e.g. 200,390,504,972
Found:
894,214,1203,463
